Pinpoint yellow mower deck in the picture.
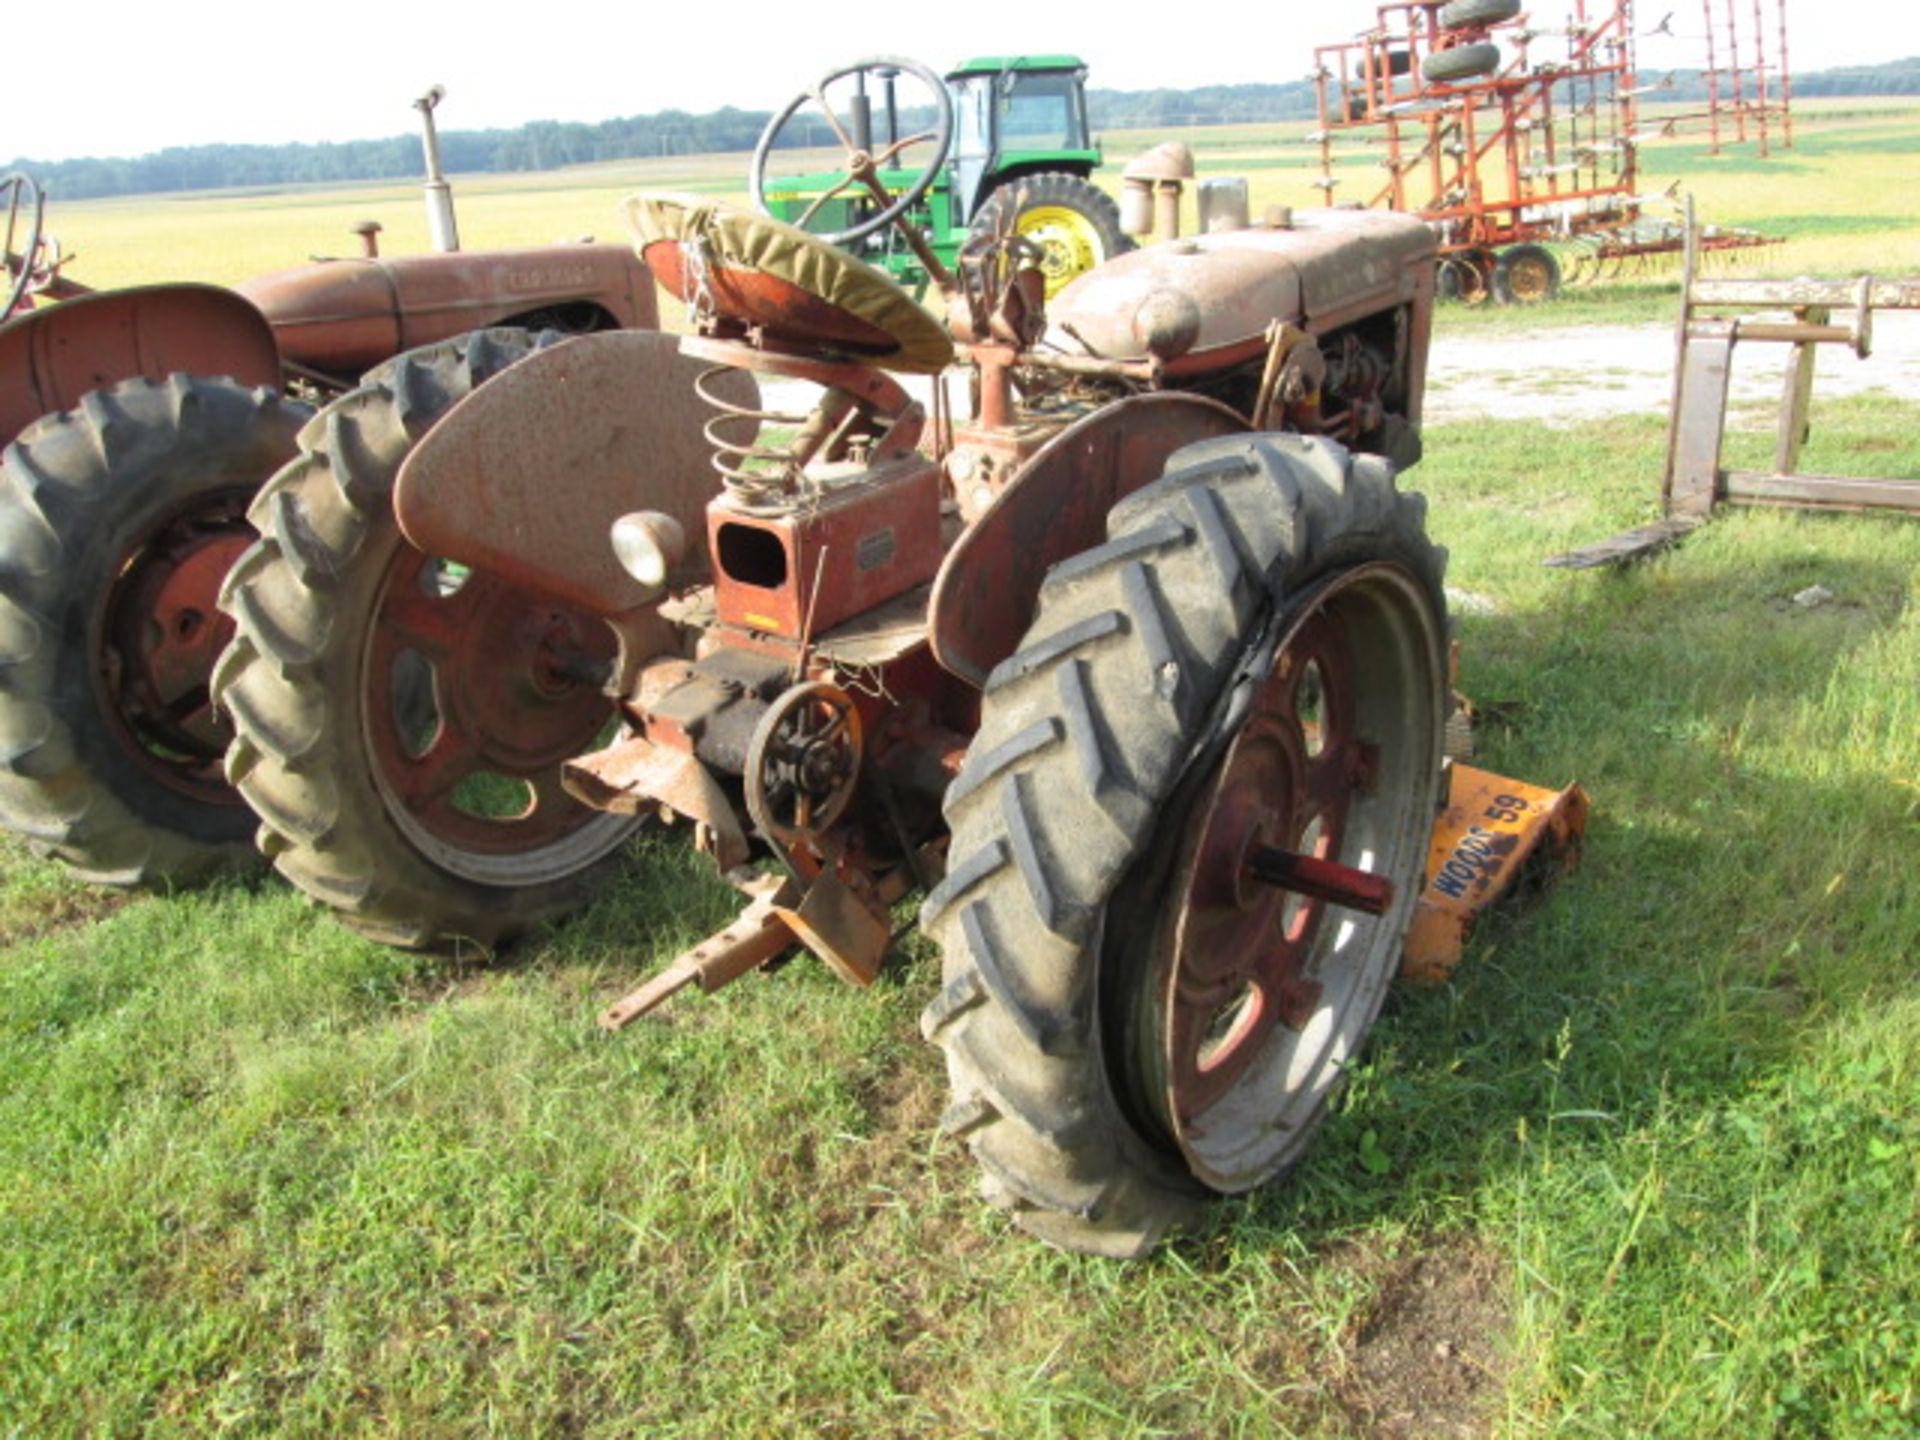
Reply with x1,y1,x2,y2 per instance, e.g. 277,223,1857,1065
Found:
1401,764,1590,983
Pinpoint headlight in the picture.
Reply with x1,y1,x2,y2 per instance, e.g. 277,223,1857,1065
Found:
610,511,687,591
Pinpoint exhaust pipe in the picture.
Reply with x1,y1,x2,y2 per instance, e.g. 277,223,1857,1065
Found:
414,85,460,253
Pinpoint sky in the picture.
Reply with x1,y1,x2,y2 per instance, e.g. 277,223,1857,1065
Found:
8,0,1908,164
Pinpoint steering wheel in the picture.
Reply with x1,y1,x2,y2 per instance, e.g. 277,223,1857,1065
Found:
749,57,953,245
3,171,47,319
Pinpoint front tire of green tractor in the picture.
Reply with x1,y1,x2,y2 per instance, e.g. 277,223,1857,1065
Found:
921,434,1447,1257
213,329,637,955
971,173,1130,301
0,375,308,885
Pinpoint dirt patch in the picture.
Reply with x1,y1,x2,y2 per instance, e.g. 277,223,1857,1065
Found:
0,882,132,949
1336,1241,1513,1440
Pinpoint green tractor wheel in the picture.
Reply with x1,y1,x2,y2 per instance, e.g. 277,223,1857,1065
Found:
971,173,1130,299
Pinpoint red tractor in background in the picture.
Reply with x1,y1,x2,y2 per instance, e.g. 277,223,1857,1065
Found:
0,94,658,888
208,59,1468,1255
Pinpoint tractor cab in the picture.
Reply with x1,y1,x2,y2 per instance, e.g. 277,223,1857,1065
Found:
944,56,1102,219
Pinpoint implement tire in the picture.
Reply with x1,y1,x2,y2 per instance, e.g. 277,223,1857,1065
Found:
921,434,1447,1257
214,329,636,954
1438,0,1522,28
1422,42,1502,83
0,376,307,884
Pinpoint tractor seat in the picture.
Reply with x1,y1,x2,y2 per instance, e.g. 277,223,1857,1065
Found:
622,193,953,375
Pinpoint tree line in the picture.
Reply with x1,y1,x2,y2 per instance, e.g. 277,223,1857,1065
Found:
10,58,1917,201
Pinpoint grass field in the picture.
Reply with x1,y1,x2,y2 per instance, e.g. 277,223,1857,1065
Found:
3,100,1918,1438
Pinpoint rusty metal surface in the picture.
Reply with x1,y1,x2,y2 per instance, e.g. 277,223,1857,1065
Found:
236,244,658,378
1,285,281,449
364,547,619,863
773,866,891,987
599,872,798,1028
709,455,942,639
103,490,256,805
562,732,749,873
1156,598,1376,1125
1043,209,1433,373
395,331,755,616
928,393,1248,686
641,239,902,358
811,582,931,668
1401,764,1589,983
743,681,863,845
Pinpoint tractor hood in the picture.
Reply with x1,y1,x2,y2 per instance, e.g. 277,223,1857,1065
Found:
236,244,656,379
1043,210,1434,375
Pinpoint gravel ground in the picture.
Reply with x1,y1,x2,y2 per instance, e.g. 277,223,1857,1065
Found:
1423,311,1920,425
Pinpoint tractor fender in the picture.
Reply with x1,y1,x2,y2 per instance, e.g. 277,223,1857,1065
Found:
928,391,1249,686
393,328,755,617
0,284,280,450
238,244,659,381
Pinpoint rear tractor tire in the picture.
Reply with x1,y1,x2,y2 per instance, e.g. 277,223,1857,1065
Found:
213,329,637,954
971,172,1130,301
0,376,308,884
921,434,1447,1256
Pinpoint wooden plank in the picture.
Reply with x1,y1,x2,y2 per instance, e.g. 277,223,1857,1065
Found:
1542,516,1706,570
1690,276,1920,310
1723,471,1920,513
1667,326,1735,517
1775,306,1827,474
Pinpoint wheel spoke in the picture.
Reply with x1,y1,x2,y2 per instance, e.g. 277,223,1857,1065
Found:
395,724,480,807
809,89,856,152
872,129,937,168
794,174,857,230
376,572,476,660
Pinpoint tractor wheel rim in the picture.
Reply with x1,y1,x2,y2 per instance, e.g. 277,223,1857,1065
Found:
1013,205,1102,298
100,489,256,805
363,545,630,885
1135,561,1444,1191
1509,256,1552,302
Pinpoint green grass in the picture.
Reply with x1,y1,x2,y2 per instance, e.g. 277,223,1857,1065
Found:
3,393,1916,1435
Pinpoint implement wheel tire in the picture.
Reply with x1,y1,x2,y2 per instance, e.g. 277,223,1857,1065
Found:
0,376,307,884
1438,0,1521,28
1422,41,1502,83
971,172,1130,300
214,329,636,955
921,434,1447,1257
1493,243,1563,305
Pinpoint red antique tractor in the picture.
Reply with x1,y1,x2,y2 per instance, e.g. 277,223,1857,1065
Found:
207,58,1463,1255
0,146,657,888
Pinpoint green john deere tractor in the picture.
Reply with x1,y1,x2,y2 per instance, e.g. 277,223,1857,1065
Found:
750,55,1129,298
